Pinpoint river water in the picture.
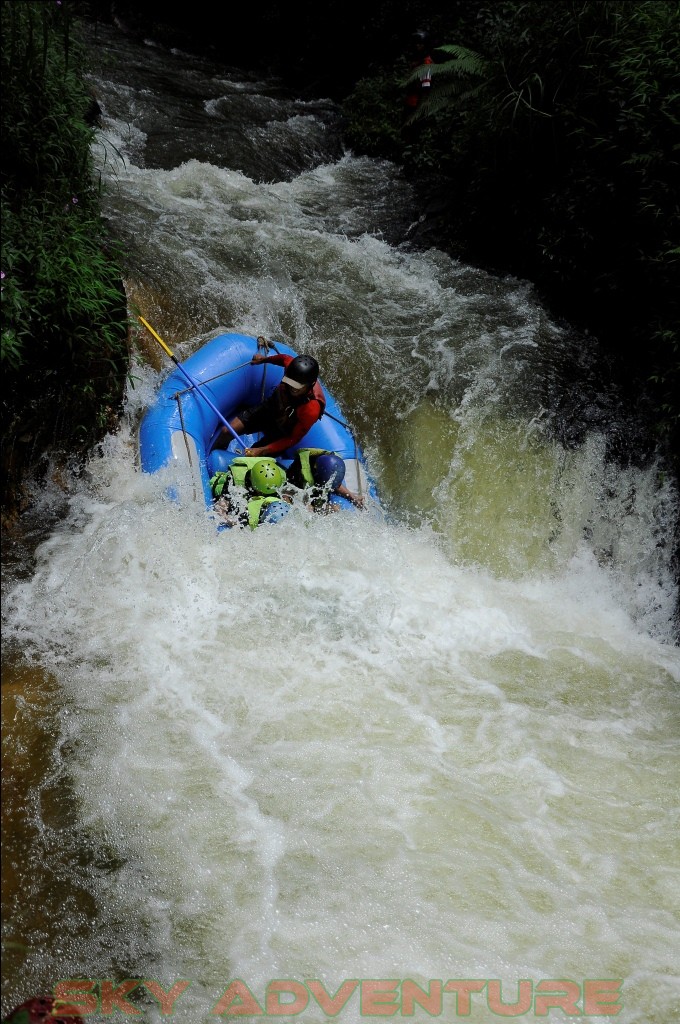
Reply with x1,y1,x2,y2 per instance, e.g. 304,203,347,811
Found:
2,21,679,1024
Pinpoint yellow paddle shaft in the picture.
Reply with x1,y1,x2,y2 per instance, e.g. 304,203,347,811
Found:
139,316,174,360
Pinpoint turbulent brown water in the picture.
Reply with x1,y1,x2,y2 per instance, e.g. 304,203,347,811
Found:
2,20,679,1024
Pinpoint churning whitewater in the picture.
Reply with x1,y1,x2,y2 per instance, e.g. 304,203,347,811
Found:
2,20,679,1024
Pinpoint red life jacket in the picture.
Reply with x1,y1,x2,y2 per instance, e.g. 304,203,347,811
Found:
308,379,326,418
273,379,325,431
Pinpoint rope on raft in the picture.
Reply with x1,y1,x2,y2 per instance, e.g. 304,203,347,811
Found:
173,390,199,503
174,360,254,398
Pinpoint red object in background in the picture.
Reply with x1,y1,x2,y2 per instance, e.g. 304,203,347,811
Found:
420,55,433,88
2,996,83,1024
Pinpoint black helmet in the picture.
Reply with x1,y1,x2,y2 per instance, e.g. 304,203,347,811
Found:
282,355,319,389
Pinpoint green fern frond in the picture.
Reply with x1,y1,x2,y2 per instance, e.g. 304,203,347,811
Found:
434,44,491,77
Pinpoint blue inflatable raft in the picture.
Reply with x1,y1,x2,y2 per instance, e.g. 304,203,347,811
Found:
138,332,379,514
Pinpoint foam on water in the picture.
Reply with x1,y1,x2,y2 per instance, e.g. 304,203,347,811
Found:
3,419,679,1022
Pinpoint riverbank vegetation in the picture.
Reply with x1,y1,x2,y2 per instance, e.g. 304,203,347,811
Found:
340,1,679,466
1,0,129,525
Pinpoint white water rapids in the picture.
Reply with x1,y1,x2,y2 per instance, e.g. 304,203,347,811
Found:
2,22,679,1024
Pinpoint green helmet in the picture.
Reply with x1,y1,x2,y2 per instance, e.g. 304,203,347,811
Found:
248,459,286,496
